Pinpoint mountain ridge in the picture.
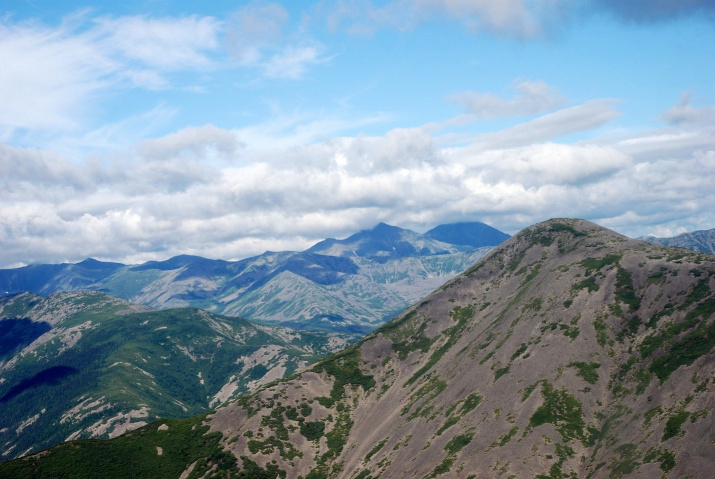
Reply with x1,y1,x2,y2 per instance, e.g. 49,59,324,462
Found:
0,291,358,460
642,227,715,254
0,221,507,332
3,218,712,478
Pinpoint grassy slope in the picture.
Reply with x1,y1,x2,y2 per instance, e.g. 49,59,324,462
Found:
0,292,355,460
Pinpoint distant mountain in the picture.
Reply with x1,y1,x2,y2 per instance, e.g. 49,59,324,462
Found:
425,221,510,248
3,219,712,477
306,222,472,260
0,221,509,332
641,227,715,254
0,291,356,460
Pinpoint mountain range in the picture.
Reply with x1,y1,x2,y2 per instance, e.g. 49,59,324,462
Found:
2,218,712,478
0,291,357,460
0,222,509,333
642,227,715,255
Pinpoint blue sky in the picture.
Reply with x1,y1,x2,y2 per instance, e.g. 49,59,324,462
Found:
1,0,714,267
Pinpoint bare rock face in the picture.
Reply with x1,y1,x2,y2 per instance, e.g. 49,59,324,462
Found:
3,218,713,478
205,219,714,478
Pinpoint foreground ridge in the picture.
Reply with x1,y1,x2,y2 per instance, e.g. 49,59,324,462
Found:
2,218,713,478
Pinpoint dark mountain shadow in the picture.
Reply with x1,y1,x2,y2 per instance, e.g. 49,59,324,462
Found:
0,318,52,361
0,366,79,403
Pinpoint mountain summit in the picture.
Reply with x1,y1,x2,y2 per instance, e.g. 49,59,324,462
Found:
306,222,473,260
4,219,713,478
424,221,510,248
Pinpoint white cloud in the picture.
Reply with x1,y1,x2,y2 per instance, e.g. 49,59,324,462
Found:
322,0,570,38
661,91,715,127
226,2,328,79
93,15,221,71
410,0,566,37
0,91,713,268
472,99,622,149
137,125,244,162
322,0,714,38
449,80,566,120
263,45,324,79
0,19,114,130
0,13,222,134
225,2,289,65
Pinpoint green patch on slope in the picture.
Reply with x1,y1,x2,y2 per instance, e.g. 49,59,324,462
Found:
0,415,239,479
568,362,600,384
312,347,375,408
529,382,597,446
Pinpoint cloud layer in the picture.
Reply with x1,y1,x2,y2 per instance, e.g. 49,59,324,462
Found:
0,3,713,268
1,91,713,268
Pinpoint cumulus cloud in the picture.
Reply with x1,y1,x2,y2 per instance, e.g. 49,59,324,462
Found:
0,86,713,268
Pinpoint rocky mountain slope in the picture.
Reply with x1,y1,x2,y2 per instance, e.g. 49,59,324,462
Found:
0,291,356,460
0,222,505,333
2,218,712,478
643,227,715,254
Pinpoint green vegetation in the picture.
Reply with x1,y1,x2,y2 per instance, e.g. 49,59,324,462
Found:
572,276,599,293
489,427,519,449
568,362,600,384
402,374,447,420
640,281,715,382
437,393,483,435
579,254,621,275
312,348,375,408
643,448,676,472
494,366,510,381
614,267,640,312
549,222,587,238
662,410,690,441
608,443,641,478
323,409,353,460
536,442,576,479
404,306,474,386
299,421,325,441
429,432,475,478
510,343,528,360
364,438,388,462
0,415,241,479
444,432,474,454
529,382,596,446
521,381,542,402
0,292,350,460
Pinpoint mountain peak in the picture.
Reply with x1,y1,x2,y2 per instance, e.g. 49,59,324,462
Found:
425,220,510,248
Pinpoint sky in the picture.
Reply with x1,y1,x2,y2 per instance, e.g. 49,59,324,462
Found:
1,0,714,268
